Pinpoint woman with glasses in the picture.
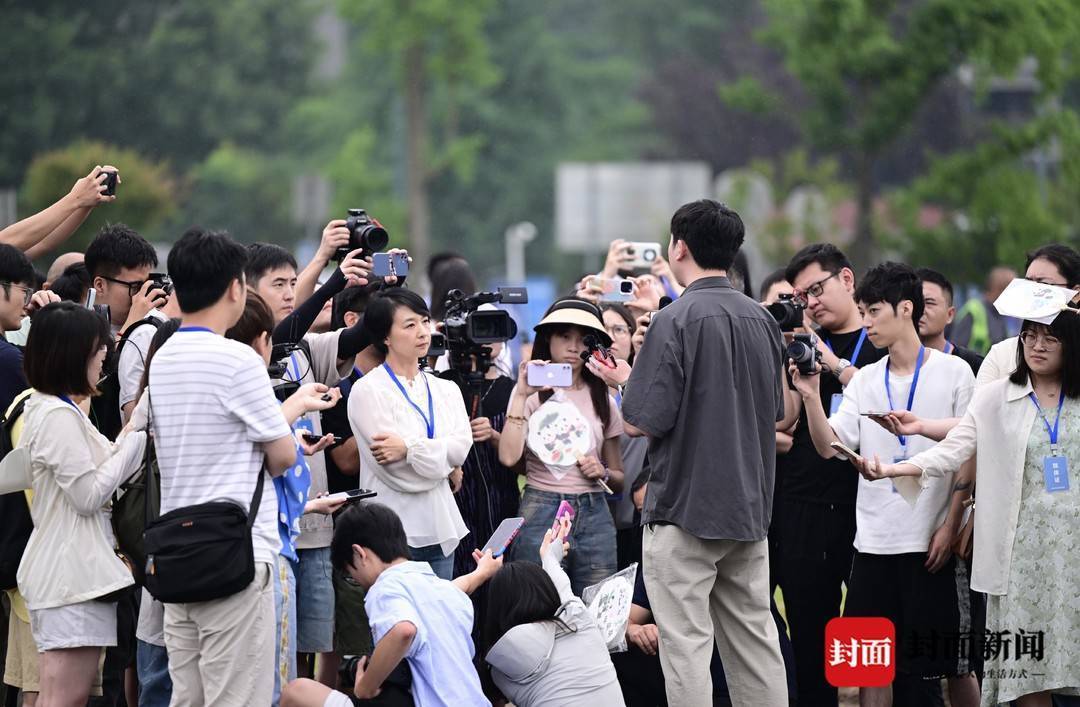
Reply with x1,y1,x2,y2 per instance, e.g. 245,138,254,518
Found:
858,312,1080,707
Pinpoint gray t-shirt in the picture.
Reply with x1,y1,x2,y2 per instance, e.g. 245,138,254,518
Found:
621,276,784,541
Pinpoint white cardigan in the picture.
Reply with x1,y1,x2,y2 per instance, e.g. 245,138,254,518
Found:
16,393,146,610
904,377,1041,596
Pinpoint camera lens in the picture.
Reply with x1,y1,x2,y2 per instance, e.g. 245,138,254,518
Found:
643,249,657,262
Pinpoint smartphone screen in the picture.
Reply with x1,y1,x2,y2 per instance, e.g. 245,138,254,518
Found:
829,441,862,461
481,517,525,558
526,363,573,388
373,253,409,278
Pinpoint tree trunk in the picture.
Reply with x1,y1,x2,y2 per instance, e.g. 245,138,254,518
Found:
404,41,431,281
850,151,877,273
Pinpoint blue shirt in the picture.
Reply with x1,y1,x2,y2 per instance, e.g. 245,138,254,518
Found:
365,562,489,706
273,445,310,562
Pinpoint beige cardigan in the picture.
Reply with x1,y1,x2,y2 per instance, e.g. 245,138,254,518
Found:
904,377,1040,596
16,393,146,610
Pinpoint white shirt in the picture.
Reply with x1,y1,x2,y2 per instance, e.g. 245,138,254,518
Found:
347,365,471,556
149,329,292,565
976,336,1018,387
829,348,975,554
118,309,170,410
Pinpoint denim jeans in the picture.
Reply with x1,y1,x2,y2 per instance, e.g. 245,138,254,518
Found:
136,640,172,707
273,555,297,707
408,544,454,580
510,487,617,596
293,546,335,653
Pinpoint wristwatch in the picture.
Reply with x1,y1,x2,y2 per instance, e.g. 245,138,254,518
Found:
834,358,852,376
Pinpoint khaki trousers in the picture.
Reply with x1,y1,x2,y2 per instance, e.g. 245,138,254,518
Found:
164,562,274,707
643,524,786,707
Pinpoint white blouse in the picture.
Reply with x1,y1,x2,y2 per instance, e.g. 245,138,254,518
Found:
347,365,472,555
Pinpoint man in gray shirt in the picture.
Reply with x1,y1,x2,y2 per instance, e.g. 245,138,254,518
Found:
622,199,788,707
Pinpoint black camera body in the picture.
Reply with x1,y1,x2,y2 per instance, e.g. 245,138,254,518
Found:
103,170,118,197
334,209,389,262
787,332,822,376
147,272,173,296
766,293,806,332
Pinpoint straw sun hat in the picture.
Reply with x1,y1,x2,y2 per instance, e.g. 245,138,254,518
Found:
533,297,613,346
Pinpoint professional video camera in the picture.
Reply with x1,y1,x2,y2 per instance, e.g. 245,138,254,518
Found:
766,293,807,332
438,287,527,407
333,209,389,262
268,341,305,402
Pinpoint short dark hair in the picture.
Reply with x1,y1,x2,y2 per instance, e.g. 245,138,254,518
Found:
854,262,925,326
758,267,788,302
24,302,112,397
330,503,410,571
427,251,467,283
225,292,274,347
784,243,853,285
1010,314,1080,398
1025,243,1080,287
429,256,477,321
729,251,753,298
167,227,248,314
84,223,158,279
331,284,375,330
363,288,430,355
916,267,954,305
50,262,92,303
245,243,298,286
482,562,570,658
0,245,36,302
670,199,744,271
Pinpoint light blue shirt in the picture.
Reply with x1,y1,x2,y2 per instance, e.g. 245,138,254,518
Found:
364,561,489,707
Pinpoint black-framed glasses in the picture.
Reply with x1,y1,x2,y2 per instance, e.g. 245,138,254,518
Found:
1,282,35,306
1020,330,1061,351
793,272,838,302
101,276,145,298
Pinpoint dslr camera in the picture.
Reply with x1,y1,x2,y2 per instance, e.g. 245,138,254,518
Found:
333,209,389,262
766,293,806,332
787,333,822,376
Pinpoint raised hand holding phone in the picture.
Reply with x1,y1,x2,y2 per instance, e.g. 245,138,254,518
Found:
480,517,525,558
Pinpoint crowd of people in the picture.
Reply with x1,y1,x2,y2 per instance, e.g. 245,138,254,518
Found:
0,167,1077,707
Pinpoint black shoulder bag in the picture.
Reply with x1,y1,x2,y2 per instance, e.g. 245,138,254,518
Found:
142,382,264,604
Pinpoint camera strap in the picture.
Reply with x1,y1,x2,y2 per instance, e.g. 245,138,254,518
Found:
382,363,435,439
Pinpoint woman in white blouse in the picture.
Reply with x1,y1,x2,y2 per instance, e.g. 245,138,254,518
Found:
15,302,147,707
347,288,472,580
858,313,1080,707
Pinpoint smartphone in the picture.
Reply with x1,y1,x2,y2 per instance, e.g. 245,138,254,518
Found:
551,500,575,533
590,276,635,304
372,252,409,278
324,488,378,504
829,441,862,461
526,362,573,388
102,170,118,197
301,433,343,447
481,517,525,558
625,241,662,270
859,411,891,418
85,289,96,309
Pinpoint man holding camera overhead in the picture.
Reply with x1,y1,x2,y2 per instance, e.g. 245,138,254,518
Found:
621,199,787,707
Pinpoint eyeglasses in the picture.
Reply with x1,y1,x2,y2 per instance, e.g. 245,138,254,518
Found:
1020,330,1061,350
606,325,631,337
1,282,35,307
793,272,838,302
102,276,146,298
1029,277,1069,287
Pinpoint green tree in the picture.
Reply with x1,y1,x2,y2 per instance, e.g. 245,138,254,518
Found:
759,0,1080,269
21,141,177,252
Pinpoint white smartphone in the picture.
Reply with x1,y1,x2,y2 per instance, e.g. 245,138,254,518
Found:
625,241,663,270
324,488,378,504
829,441,862,461
526,362,573,388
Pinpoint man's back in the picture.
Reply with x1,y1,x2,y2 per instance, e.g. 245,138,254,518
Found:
149,328,290,565
622,276,785,541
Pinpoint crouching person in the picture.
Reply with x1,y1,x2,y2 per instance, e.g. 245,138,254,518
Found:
282,503,501,707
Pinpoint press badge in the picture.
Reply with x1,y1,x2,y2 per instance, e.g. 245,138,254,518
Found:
890,448,908,493
1044,454,1070,493
830,394,844,417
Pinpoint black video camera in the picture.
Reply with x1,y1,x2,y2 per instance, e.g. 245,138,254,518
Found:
766,293,806,332
439,287,527,395
334,209,389,262
787,333,822,376
268,342,304,402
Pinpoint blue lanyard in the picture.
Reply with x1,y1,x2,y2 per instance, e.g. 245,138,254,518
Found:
382,363,435,439
943,341,954,355
352,366,364,380
614,390,623,409
57,394,84,416
826,329,867,363
289,353,303,382
884,346,925,448
1028,393,1065,450
177,326,213,333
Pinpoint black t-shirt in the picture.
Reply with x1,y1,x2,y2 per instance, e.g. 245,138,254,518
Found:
951,344,984,377
782,328,888,505
0,340,27,416
323,367,361,495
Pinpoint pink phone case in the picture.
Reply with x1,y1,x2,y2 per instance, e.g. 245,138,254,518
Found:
551,500,575,532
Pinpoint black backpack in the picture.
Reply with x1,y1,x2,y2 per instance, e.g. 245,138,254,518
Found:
0,390,35,590
91,316,163,441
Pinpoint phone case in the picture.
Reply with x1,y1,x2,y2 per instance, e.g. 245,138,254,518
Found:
483,517,525,557
527,363,573,388
551,500,576,532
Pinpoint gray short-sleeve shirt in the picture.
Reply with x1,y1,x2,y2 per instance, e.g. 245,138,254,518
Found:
621,276,784,541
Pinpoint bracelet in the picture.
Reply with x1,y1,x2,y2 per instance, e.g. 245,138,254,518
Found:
506,414,527,425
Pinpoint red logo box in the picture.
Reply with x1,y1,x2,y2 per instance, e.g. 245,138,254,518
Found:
825,617,896,687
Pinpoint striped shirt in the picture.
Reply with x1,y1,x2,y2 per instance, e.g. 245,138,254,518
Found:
148,328,292,565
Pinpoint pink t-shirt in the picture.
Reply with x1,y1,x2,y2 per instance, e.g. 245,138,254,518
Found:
517,386,623,494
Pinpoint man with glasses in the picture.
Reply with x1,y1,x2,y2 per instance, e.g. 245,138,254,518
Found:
977,244,1080,387
779,243,888,707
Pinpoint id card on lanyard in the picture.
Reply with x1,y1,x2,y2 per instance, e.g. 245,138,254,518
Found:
827,329,868,416
885,346,925,491
288,353,315,435
383,363,435,439
1029,393,1069,492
